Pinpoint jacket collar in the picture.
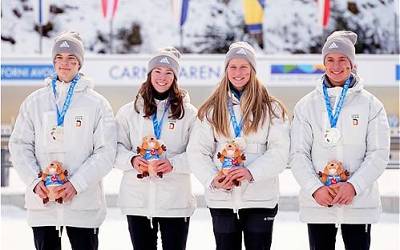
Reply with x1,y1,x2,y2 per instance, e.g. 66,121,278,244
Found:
228,89,241,105
45,73,93,92
136,89,191,110
316,73,364,97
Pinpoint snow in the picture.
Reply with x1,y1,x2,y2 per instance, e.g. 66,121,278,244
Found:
1,0,398,55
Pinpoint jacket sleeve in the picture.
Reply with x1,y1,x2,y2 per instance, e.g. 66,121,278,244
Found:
114,106,137,172
69,99,117,194
246,106,290,181
187,118,219,187
8,96,42,189
169,105,198,174
348,98,390,195
289,103,324,197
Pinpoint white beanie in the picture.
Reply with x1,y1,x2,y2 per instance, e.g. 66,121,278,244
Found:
147,47,182,77
322,30,357,68
224,41,256,71
52,31,85,69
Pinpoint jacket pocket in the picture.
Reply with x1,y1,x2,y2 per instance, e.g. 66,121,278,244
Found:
118,174,145,208
242,179,278,201
157,175,193,209
299,189,321,208
70,185,102,210
25,188,47,210
349,184,380,208
206,189,231,201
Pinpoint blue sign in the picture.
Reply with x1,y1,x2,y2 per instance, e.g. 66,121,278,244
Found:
1,65,54,80
396,65,400,81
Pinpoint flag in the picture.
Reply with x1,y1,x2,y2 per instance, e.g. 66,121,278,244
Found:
243,0,265,34
101,0,119,20
318,0,330,29
34,0,49,25
171,0,190,27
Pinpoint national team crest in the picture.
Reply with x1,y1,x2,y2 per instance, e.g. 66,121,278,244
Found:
352,114,359,126
75,116,83,127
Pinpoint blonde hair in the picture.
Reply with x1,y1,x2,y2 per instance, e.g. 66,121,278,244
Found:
198,69,287,138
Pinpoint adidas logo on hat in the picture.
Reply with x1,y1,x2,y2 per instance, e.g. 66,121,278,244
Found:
160,57,170,64
59,41,70,48
236,48,247,55
328,42,338,49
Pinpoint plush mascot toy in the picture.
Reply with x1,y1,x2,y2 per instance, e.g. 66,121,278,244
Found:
39,160,68,204
318,160,349,187
216,140,246,186
136,135,167,178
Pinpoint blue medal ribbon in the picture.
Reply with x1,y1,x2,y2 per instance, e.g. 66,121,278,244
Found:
152,100,170,140
227,97,243,138
51,74,80,126
322,77,351,128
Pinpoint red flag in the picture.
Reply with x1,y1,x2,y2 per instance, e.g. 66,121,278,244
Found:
318,0,330,29
101,0,119,19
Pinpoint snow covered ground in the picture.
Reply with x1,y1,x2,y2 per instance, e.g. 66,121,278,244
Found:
2,167,399,250
1,205,399,250
1,0,398,55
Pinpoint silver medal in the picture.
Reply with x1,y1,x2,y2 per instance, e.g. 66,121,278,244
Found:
50,126,64,142
324,127,340,145
233,137,247,150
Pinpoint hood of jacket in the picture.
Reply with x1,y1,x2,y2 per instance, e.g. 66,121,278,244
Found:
44,73,94,92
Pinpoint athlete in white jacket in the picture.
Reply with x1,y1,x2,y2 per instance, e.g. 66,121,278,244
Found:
290,31,390,250
115,47,197,250
187,42,290,250
8,31,116,250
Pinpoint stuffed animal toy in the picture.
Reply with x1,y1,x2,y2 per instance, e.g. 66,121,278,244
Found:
318,160,349,187
38,160,68,204
216,140,246,186
136,135,167,178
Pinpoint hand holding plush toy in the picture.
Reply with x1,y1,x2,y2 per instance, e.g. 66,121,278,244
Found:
136,135,167,178
38,160,68,204
216,140,246,186
318,160,349,193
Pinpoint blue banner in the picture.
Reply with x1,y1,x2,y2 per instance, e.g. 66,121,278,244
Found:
396,64,400,81
1,65,54,80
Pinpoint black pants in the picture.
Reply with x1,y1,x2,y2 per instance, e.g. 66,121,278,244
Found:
209,206,278,250
127,215,190,250
32,226,99,250
308,223,371,250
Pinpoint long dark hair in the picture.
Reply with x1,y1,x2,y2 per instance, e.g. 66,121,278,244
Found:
134,73,185,120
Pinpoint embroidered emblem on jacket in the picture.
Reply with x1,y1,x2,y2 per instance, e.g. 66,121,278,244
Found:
352,114,359,126
168,119,176,130
75,116,83,127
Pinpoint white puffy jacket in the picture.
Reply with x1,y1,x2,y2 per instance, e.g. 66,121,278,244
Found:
290,75,390,224
115,91,197,218
187,93,290,210
9,74,117,227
